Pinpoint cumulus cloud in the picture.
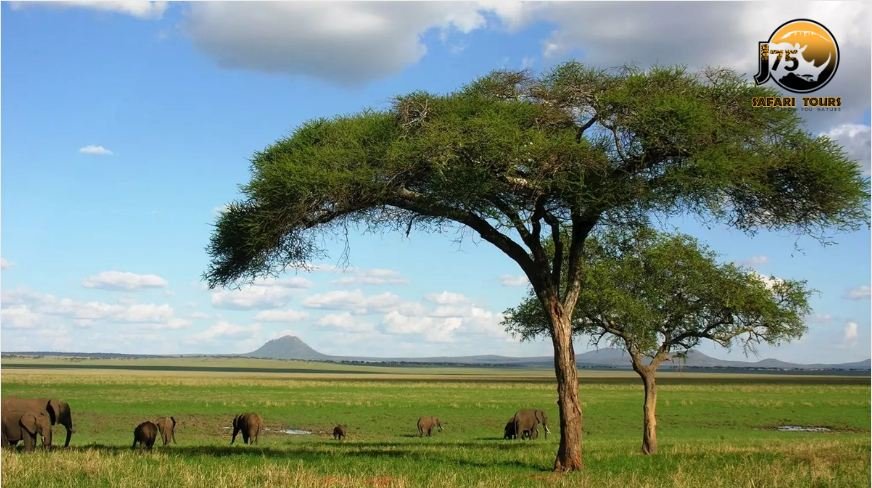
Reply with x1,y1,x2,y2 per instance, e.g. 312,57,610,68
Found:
13,1,167,19
254,309,309,322
1,305,43,329
333,268,408,286
842,321,859,346
499,274,528,287
425,291,469,305
186,2,492,83
0,289,189,330
317,312,375,333
211,276,311,310
844,285,871,300
78,145,114,156
302,290,401,314
822,124,871,175
189,321,261,342
82,271,168,291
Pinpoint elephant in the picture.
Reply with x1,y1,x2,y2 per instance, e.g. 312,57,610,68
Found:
1,397,74,447
503,419,516,440
132,421,158,450
512,409,550,440
332,425,346,440
417,416,443,437
1,409,52,451
231,413,263,445
155,416,177,446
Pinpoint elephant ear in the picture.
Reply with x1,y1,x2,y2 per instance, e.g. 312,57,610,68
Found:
19,413,38,435
45,400,60,424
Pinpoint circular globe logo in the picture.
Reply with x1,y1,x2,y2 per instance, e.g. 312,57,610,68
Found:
754,19,839,93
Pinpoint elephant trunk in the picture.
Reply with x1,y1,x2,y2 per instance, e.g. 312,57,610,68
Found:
42,425,52,448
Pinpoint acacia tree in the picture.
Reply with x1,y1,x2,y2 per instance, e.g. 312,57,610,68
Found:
205,63,867,471
503,226,812,455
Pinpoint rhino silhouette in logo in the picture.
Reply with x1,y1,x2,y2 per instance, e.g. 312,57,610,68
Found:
768,42,830,83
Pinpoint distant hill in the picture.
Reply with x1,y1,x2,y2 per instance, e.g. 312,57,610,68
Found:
235,335,870,371
242,335,331,361
4,335,869,372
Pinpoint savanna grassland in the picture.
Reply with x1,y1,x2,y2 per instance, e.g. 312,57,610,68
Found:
1,357,869,487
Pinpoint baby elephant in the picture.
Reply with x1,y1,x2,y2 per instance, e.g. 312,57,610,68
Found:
503,419,516,440
417,416,443,437
155,416,177,446
132,421,158,450
2,409,52,451
231,413,263,445
332,425,346,440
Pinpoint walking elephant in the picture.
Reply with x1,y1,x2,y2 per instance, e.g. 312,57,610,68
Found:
1,409,52,451
132,421,158,450
155,416,177,445
231,413,263,445
512,408,550,440
332,425,346,440
417,416,443,437
1,397,73,447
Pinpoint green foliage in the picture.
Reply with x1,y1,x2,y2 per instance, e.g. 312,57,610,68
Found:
503,226,812,360
205,63,868,288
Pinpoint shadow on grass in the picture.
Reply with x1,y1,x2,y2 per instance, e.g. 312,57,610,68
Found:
64,441,549,470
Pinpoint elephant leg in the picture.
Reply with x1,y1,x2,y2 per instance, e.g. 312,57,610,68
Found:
23,434,35,452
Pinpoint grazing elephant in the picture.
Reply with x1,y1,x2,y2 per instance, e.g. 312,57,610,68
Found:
417,416,443,437
155,416,177,446
132,421,158,450
1,397,74,447
231,413,263,445
512,409,550,440
503,419,516,440
332,425,346,440
1,409,52,451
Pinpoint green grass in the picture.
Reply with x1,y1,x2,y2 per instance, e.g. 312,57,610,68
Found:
1,360,868,487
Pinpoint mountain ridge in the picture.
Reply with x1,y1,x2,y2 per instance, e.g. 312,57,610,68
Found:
240,335,871,371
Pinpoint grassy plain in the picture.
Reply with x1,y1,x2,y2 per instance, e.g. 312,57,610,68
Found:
1,357,868,487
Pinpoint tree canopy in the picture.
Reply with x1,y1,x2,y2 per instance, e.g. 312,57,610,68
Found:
503,226,812,358
206,62,868,471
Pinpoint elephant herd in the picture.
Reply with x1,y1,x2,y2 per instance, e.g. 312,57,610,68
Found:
1,397,551,451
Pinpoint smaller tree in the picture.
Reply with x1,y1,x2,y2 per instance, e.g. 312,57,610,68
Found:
503,226,811,454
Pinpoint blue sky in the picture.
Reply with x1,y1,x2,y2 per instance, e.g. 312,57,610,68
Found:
2,2,869,363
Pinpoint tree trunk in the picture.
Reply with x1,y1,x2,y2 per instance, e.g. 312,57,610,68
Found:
549,309,583,471
639,369,657,455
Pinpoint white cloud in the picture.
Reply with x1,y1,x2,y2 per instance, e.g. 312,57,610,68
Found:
78,145,114,156
499,274,528,287
822,124,871,176
317,312,374,333
0,289,188,330
254,309,309,322
211,276,310,310
381,298,508,343
13,1,167,19
186,2,492,83
0,258,12,270
302,290,401,314
842,321,859,346
383,310,462,343
425,291,469,305
189,321,261,342
0,305,43,329
82,271,168,291
844,285,871,300
333,268,408,286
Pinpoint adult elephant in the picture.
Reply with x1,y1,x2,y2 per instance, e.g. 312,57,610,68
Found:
1,409,52,451
417,416,443,437
231,413,262,445
1,398,73,447
155,416,177,446
512,409,550,440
